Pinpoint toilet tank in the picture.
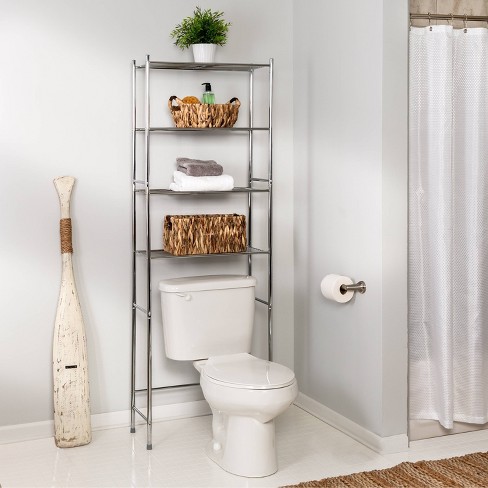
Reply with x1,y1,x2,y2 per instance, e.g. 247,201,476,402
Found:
158,275,257,360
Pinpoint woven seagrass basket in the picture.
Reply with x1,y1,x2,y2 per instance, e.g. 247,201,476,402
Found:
163,214,247,256
168,96,241,128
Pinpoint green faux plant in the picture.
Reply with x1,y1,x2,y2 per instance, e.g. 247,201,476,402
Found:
170,7,231,50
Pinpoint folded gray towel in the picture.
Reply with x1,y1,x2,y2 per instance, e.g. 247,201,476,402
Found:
176,157,224,177
177,163,223,176
177,157,219,165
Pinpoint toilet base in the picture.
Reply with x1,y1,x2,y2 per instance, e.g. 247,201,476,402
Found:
206,413,278,478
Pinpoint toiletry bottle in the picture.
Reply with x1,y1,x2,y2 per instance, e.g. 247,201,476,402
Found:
201,83,215,104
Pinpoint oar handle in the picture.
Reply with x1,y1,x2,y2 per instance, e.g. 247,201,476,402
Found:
54,176,75,254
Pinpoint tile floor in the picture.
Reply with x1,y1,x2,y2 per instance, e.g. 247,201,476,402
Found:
1,405,488,487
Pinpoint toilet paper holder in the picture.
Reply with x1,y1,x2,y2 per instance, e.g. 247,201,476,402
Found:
340,281,366,295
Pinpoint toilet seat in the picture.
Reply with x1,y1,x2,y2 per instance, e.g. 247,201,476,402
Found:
200,353,296,390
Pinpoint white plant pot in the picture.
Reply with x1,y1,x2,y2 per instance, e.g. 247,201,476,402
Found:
192,44,216,63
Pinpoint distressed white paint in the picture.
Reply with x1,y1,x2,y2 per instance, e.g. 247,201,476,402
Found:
52,176,91,448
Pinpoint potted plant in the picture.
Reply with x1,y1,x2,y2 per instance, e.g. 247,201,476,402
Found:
170,6,231,63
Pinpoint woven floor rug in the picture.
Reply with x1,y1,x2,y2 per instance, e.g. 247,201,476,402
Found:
283,452,488,487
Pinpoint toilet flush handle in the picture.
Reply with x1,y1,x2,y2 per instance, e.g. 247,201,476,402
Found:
176,293,192,301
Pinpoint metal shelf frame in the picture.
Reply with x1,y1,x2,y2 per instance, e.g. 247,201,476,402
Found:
133,187,269,195
130,55,273,450
135,246,270,260
135,127,269,132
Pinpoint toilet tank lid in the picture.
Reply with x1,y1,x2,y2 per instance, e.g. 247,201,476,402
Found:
158,274,257,293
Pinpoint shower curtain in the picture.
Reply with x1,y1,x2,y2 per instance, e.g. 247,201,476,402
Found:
409,25,488,429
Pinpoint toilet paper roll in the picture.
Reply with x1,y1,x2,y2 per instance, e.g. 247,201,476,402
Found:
320,274,354,303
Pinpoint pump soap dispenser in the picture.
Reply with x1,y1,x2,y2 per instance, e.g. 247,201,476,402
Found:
201,83,215,104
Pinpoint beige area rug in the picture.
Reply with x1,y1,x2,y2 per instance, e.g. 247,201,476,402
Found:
283,452,488,487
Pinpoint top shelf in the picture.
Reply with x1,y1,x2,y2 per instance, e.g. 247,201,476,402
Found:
134,61,270,72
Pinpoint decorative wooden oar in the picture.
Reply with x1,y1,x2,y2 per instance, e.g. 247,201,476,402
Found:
53,176,91,447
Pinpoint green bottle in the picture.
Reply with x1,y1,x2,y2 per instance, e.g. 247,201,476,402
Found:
201,82,215,104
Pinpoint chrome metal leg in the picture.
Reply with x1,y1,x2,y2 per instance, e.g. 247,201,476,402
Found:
130,59,137,434
144,54,152,451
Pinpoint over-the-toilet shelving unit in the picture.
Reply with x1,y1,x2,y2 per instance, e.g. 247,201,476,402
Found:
130,56,273,449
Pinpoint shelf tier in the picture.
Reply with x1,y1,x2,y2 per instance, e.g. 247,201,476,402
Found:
134,187,269,195
136,246,269,259
135,127,269,132
135,61,270,72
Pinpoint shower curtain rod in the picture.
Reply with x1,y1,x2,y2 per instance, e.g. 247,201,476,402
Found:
410,13,488,22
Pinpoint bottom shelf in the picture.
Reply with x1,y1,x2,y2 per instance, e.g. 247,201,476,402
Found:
135,246,269,259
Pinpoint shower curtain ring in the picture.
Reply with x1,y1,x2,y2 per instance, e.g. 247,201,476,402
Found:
464,14,468,33
428,12,432,31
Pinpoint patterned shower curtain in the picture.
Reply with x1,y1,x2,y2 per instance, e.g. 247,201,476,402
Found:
409,25,488,429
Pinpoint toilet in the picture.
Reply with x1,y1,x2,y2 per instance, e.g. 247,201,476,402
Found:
158,275,298,478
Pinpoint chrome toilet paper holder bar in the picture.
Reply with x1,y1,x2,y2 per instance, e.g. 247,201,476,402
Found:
340,281,367,294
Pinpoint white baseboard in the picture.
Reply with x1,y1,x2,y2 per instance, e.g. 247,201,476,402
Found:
1,390,409,452
294,392,408,454
409,425,488,451
0,398,211,446
0,419,54,446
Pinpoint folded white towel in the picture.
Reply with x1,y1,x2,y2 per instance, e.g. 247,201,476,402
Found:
170,171,234,191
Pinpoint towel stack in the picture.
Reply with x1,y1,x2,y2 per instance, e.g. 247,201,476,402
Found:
169,157,234,192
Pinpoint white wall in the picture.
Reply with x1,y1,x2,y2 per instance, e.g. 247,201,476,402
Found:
0,0,294,427
1,0,409,443
293,0,408,437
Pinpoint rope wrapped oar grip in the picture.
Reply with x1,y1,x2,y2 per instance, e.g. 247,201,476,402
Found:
60,218,73,254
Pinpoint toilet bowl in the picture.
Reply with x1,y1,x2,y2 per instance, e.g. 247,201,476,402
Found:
158,275,298,477
195,353,298,477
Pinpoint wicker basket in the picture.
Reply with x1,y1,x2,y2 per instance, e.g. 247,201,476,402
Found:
168,96,241,128
163,214,247,256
